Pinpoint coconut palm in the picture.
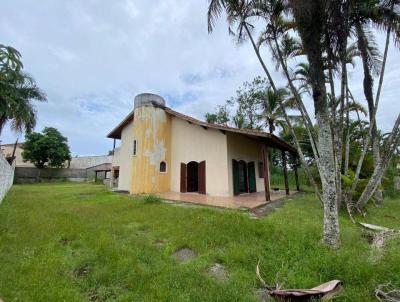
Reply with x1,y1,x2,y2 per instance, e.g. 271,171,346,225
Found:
260,87,296,134
0,45,46,135
348,0,400,204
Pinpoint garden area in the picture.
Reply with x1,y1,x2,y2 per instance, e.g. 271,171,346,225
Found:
0,183,399,301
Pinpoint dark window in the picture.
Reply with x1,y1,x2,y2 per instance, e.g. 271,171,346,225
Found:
133,140,137,156
160,161,167,173
258,161,264,178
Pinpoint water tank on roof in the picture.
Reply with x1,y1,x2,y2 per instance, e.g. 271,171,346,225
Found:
134,93,166,109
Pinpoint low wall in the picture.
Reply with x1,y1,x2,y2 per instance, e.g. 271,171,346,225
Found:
0,155,15,203
14,167,88,184
69,155,112,169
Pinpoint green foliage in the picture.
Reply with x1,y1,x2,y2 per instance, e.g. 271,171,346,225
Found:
21,127,71,168
204,105,229,125
1,183,400,301
205,76,298,133
141,194,162,203
0,44,46,134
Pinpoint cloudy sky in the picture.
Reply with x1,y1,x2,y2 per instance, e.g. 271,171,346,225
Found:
1,0,399,155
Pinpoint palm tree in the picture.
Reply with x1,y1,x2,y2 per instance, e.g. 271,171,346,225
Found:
260,87,295,134
0,45,46,135
348,0,400,204
207,0,322,207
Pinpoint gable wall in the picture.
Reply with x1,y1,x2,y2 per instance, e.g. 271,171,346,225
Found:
170,117,230,196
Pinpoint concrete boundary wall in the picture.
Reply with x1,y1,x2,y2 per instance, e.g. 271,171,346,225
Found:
14,167,88,184
0,155,15,203
69,155,112,169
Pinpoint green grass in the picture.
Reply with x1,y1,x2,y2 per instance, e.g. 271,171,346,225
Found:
0,183,399,301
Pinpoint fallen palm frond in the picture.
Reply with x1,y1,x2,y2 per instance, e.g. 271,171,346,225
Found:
256,262,343,301
375,283,400,302
359,222,400,262
359,222,400,248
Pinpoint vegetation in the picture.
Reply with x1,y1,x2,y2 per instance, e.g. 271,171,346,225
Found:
207,0,400,248
205,76,297,133
0,44,46,135
0,183,399,301
22,127,71,168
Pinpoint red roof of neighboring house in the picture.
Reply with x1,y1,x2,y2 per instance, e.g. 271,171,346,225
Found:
107,106,297,154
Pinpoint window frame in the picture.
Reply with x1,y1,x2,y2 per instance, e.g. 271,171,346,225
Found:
133,140,137,156
159,161,167,173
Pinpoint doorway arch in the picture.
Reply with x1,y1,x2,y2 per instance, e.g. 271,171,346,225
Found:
187,161,199,192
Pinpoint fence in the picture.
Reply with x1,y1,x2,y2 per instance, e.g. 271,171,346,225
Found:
0,154,15,203
14,167,88,184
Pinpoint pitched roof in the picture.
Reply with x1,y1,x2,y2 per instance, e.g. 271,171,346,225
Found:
107,105,297,154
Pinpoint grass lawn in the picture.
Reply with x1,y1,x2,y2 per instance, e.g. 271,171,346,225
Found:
1,183,400,301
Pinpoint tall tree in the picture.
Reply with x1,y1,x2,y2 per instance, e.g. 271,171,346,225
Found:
0,44,46,135
22,127,71,169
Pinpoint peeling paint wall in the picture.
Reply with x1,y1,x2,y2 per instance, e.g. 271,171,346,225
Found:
226,132,268,196
170,117,229,196
131,106,171,194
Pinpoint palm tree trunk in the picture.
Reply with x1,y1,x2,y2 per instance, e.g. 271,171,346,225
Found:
243,24,276,91
290,0,340,248
357,114,400,209
356,23,383,204
344,83,350,175
372,0,395,205
243,22,321,199
271,36,320,162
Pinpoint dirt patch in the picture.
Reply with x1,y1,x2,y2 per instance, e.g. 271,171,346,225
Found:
58,236,70,245
73,264,90,278
250,198,293,218
172,248,197,263
208,263,229,282
153,239,166,247
86,287,117,302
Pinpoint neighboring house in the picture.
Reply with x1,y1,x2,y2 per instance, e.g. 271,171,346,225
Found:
107,93,297,202
0,143,112,169
0,143,34,167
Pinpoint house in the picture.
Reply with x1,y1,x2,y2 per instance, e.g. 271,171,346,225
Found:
0,143,33,167
107,93,298,208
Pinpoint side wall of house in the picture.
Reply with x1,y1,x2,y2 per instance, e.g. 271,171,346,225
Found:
170,117,230,196
131,106,171,194
117,120,135,191
227,132,268,196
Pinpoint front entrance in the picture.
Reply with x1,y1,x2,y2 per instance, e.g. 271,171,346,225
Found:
187,161,198,192
233,159,256,195
180,161,206,194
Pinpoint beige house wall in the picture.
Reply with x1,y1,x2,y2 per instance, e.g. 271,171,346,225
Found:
170,117,230,196
0,144,34,167
226,132,269,196
116,120,135,191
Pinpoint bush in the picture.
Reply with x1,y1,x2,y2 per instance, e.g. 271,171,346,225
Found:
141,194,161,203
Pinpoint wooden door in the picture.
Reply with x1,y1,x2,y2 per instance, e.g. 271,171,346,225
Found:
238,160,248,193
248,162,256,193
187,161,199,192
232,159,240,195
198,161,206,194
180,163,187,193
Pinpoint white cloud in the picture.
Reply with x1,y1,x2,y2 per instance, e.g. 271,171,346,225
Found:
0,0,398,155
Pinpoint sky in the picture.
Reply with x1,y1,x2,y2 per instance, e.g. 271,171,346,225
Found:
1,0,399,156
